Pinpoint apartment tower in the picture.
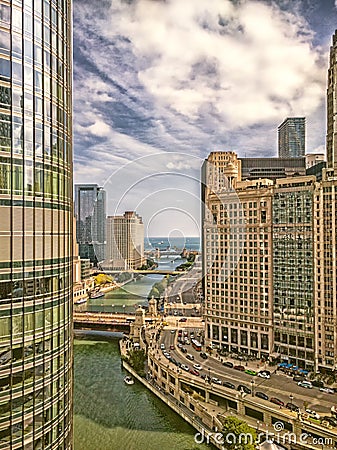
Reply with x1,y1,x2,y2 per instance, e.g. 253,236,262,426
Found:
106,211,145,270
278,117,305,158
0,0,73,448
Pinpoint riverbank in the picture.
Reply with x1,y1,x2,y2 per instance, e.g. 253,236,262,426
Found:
119,338,221,449
74,334,209,450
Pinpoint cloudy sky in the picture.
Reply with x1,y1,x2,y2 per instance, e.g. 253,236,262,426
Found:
73,0,337,236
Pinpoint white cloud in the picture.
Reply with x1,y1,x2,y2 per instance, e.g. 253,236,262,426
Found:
102,0,325,128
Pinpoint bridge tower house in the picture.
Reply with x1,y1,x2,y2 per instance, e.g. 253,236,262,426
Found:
130,306,145,344
148,296,157,317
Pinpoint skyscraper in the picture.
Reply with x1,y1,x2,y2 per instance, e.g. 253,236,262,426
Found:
106,211,145,270
75,184,106,264
327,30,337,170
278,117,305,158
0,0,73,448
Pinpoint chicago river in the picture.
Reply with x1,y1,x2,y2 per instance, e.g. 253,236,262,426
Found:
74,254,208,450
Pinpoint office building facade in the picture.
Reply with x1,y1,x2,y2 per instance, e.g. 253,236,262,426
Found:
327,30,337,170
0,0,73,448
106,211,145,270
278,117,305,158
75,184,106,264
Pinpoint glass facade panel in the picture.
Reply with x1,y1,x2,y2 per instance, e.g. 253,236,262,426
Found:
0,0,73,448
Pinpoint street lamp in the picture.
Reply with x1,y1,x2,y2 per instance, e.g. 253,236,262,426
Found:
208,367,211,384
289,394,294,408
251,379,255,397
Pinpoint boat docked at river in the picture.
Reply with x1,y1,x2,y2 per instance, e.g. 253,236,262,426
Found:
89,290,104,299
124,376,134,385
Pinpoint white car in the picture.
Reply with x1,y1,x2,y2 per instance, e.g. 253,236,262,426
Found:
181,364,189,371
258,372,270,379
193,364,202,370
211,377,222,385
160,344,165,350
305,409,320,419
320,387,334,394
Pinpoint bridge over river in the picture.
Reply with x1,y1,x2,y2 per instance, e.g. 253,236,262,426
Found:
73,311,155,333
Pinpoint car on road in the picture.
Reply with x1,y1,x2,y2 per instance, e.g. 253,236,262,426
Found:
160,344,165,350
258,371,270,379
321,416,337,426
193,364,202,370
186,354,194,361
298,381,313,389
211,377,222,385
177,343,183,349
200,352,208,359
286,402,300,412
189,369,200,376
245,369,257,376
320,387,334,394
270,397,284,406
170,330,176,334
222,381,235,389
170,345,175,350
255,392,269,401
305,409,320,419
223,361,234,368
234,365,245,371
179,317,187,322
293,375,305,382
237,385,251,394
181,364,189,371
164,353,171,360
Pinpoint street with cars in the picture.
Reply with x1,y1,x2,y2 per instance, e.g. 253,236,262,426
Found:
159,327,337,420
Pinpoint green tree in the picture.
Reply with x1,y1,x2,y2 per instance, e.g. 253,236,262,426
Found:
220,416,256,450
127,349,146,376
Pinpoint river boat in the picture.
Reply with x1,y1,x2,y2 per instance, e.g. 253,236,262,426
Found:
89,291,104,299
124,376,134,385
74,298,87,305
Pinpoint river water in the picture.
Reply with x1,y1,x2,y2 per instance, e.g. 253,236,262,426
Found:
74,255,209,450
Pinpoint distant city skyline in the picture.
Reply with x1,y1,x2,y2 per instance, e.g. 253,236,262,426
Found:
73,0,337,234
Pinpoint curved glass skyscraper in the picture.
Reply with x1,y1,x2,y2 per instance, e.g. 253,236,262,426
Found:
0,0,73,448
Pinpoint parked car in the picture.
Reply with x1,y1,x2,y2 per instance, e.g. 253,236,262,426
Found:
245,369,257,376
211,377,222,385
237,385,251,394
181,364,189,371
189,369,199,376
258,371,270,379
293,375,305,382
181,347,187,353
160,344,165,350
200,352,208,359
255,392,269,401
184,340,190,345
305,409,320,419
179,317,187,322
270,397,284,406
320,387,334,394
223,361,234,368
170,358,177,365
298,381,313,389
222,381,235,389
321,416,337,426
234,365,245,371
286,402,300,412
186,354,194,361
177,343,183,349
312,380,324,388
193,364,202,371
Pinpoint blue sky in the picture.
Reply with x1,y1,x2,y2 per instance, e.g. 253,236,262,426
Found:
73,0,337,236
